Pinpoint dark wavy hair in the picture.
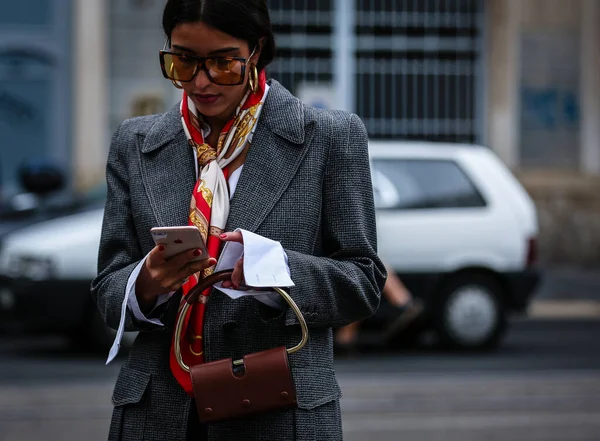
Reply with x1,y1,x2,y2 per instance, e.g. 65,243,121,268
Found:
162,0,276,72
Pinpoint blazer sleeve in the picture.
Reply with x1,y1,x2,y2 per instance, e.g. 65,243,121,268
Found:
283,113,386,327
90,121,163,332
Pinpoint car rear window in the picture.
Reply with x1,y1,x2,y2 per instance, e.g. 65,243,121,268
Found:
371,159,487,210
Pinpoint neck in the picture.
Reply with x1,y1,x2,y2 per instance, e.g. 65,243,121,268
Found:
204,115,228,135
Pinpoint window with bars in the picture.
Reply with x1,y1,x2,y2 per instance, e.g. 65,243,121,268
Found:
268,1,335,94
356,0,483,142
268,0,484,143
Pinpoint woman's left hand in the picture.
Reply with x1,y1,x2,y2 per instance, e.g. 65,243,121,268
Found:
219,231,245,289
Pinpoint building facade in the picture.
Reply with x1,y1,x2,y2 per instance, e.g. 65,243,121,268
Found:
8,0,596,186
2,0,599,262
486,0,600,264
487,0,600,173
0,0,72,195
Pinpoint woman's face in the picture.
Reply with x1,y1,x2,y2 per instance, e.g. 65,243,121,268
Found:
170,22,261,123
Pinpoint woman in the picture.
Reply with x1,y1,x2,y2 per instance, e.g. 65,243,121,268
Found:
91,0,385,440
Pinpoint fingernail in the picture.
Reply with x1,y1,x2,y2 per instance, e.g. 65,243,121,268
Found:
219,233,227,239
193,249,201,256
158,245,165,252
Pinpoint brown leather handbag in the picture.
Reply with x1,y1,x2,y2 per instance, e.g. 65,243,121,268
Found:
173,270,308,424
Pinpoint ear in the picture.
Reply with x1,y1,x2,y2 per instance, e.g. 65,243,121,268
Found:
251,37,265,65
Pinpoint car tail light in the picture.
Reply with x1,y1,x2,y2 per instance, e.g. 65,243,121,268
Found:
526,237,537,267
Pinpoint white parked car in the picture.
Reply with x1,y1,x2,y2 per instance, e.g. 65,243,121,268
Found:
0,141,540,351
370,141,540,350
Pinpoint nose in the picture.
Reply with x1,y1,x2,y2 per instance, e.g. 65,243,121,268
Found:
193,65,212,89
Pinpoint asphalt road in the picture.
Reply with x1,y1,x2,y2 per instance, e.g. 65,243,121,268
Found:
0,318,599,441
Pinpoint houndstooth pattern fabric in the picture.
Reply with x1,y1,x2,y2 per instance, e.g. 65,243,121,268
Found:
91,80,386,441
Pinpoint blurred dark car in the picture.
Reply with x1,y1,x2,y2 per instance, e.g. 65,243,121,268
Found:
0,160,129,349
0,159,76,236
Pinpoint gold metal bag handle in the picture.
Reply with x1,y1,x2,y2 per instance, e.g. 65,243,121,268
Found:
175,270,309,373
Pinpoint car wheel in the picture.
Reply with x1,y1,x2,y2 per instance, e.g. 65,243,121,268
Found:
433,273,507,351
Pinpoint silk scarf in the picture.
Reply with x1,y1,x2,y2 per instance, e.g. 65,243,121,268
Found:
169,71,269,395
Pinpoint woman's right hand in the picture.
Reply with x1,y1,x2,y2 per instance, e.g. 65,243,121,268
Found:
136,245,217,310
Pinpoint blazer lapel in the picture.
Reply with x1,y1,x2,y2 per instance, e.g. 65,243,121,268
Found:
137,81,312,232
138,105,197,227
226,81,314,233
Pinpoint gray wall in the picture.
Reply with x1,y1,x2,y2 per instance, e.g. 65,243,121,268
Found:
109,0,175,135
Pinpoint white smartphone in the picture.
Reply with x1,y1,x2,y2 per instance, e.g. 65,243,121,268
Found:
150,226,209,262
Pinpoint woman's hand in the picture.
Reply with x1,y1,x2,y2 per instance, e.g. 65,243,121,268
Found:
136,245,217,311
219,231,245,289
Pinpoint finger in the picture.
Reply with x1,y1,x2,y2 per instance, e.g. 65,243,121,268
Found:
168,257,217,286
231,257,244,289
166,276,190,293
163,258,217,290
219,231,243,243
167,247,207,271
147,244,168,268
186,257,217,277
153,265,188,292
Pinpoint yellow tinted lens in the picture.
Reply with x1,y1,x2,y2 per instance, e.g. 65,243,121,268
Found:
163,53,197,81
206,58,243,85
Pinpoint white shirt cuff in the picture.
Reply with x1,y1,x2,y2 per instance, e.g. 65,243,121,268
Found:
106,253,174,364
128,288,174,324
213,229,294,309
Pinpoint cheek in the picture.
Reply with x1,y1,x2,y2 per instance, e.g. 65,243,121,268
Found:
181,83,195,95
219,84,250,110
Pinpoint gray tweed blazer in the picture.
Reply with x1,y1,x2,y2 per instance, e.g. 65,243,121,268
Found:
91,80,385,441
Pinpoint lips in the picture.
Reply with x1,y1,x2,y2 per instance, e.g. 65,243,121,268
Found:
193,94,220,105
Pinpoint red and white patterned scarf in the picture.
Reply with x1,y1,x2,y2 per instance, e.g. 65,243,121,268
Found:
169,71,269,394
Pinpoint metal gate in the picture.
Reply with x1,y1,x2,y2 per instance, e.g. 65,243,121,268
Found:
268,0,484,143
268,0,335,106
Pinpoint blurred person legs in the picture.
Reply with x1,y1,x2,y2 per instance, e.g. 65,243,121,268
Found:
335,264,423,350
335,321,360,349
381,266,424,341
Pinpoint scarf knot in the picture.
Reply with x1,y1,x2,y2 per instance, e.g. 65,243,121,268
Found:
194,143,218,167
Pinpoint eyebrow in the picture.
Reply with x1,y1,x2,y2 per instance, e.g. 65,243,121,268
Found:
171,44,241,56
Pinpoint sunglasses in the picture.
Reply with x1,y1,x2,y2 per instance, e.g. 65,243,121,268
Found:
159,40,255,86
